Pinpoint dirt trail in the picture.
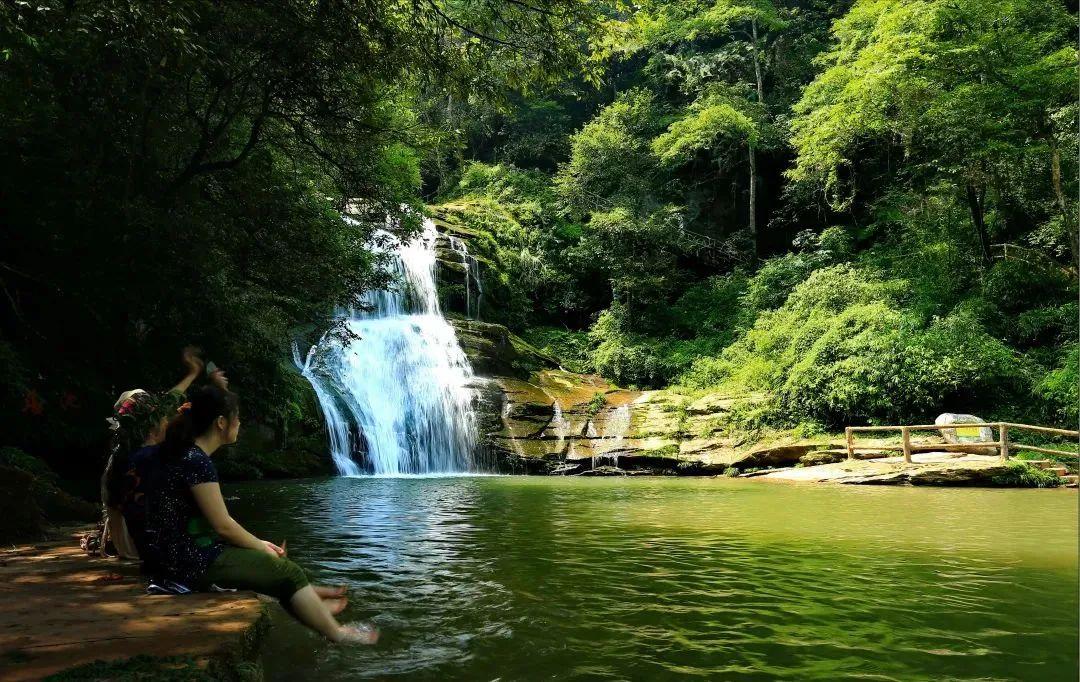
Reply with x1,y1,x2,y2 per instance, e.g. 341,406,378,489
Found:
0,532,265,680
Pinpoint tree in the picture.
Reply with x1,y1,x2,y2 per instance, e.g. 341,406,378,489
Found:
0,0,606,470
788,0,1078,265
635,0,794,258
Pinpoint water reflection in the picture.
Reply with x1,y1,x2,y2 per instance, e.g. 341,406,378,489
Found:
228,477,1078,681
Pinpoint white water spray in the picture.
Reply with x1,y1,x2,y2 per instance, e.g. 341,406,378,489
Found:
604,404,631,468
296,217,478,476
448,235,483,320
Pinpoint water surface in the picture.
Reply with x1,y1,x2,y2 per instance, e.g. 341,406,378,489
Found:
228,477,1078,680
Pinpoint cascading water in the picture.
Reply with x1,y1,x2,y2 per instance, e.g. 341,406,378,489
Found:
295,217,478,476
448,235,483,320
587,404,631,470
604,404,631,468
551,400,567,451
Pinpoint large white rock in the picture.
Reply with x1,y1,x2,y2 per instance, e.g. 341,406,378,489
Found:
935,413,994,444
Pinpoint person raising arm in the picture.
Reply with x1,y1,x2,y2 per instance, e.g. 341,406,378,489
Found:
101,346,208,559
148,385,377,644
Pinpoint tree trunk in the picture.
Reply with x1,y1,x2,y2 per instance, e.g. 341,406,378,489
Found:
1047,136,1079,268
1050,136,1067,213
751,19,765,105
965,183,992,265
749,18,763,263
748,146,758,261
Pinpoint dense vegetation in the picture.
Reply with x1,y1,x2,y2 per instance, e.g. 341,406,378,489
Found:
0,0,601,484
436,0,1079,432
0,0,1076,503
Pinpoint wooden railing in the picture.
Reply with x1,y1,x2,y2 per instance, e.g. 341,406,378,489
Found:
844,422,1080,463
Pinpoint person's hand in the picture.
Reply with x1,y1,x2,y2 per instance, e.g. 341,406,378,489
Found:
181,346,204,375
261,540,286,558
208,368,229,390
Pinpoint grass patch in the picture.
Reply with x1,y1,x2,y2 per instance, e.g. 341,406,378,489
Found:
990,462,1062,488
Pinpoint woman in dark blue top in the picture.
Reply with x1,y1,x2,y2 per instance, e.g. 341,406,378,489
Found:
146,385,378,645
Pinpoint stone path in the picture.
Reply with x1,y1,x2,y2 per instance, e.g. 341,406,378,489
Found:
0,532,266,680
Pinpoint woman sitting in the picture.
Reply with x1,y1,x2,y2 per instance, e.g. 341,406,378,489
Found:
144,384,378,644
100,346,207,559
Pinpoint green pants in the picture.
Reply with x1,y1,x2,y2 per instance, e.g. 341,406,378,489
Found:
200,547,310,603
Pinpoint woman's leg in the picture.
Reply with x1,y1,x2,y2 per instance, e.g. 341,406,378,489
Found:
314,584,348,598
288,586,353,640
203,548,376,643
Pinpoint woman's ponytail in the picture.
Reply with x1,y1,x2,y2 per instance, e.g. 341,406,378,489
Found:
159,385,239,461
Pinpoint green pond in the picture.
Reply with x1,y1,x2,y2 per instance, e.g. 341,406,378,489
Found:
227,476,1078,681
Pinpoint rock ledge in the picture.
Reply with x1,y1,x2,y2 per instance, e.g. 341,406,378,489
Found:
0,532,268,681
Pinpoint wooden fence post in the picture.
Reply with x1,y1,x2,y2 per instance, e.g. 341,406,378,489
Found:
901,426,912,464
846,428,854,460
998,423,1009,462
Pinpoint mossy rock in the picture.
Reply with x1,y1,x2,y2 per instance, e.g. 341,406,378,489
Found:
451,319,556,378
0,465,45,543
799,450,847,467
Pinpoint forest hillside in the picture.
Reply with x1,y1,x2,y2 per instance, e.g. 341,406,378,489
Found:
0,0,1076,490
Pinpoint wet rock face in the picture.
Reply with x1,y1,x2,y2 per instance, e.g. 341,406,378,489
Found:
464,350,787,474
451,319,556,379
800,450,847,467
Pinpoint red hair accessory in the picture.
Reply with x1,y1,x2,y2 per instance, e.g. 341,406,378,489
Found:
177,402,193,414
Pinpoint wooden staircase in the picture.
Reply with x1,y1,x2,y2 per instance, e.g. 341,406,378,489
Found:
1023,459,1078,487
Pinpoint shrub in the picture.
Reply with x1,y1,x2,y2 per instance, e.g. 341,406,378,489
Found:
589,305,725,388
990,462,1061,488
0,446,58,483
679,265,1031,426
671,272,750,341
522,326,591,373
1037,344,1079,428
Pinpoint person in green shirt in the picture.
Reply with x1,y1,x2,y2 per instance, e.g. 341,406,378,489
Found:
148,384,378,645
100,346,214,558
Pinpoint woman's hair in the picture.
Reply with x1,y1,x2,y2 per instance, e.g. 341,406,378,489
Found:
159,385,239,461
103,389,169,506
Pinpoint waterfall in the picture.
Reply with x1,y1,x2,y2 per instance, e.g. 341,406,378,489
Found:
605,404,631,468
448,235,483,320
296,217,478,476
585,404,631,470
551,400,567,450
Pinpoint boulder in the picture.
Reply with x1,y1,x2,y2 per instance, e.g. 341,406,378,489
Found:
908,465,1013,486
451,319,556,378
935,413,994,444
799,450,847,467
729,443,829,470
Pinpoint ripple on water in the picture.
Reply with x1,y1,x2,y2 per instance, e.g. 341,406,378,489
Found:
227,476,1078,681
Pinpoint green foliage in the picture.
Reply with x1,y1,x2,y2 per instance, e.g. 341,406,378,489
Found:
989,462,1062,488
2,0,1076,478
555,89,667,216
0,448,97,543
671,272,750,340
439,162,604,327
741,232,853,312
681,265,1031,426
653,86,765,165
0,446,57,483
588,303,726,388
0,1,604,474
1037,344,1080,427
789,0,1078,260
521,327,592,374
586,392,607,417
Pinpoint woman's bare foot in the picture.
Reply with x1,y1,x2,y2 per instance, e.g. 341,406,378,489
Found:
323,597,348,616
314,584,348,599
333,622,379,645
